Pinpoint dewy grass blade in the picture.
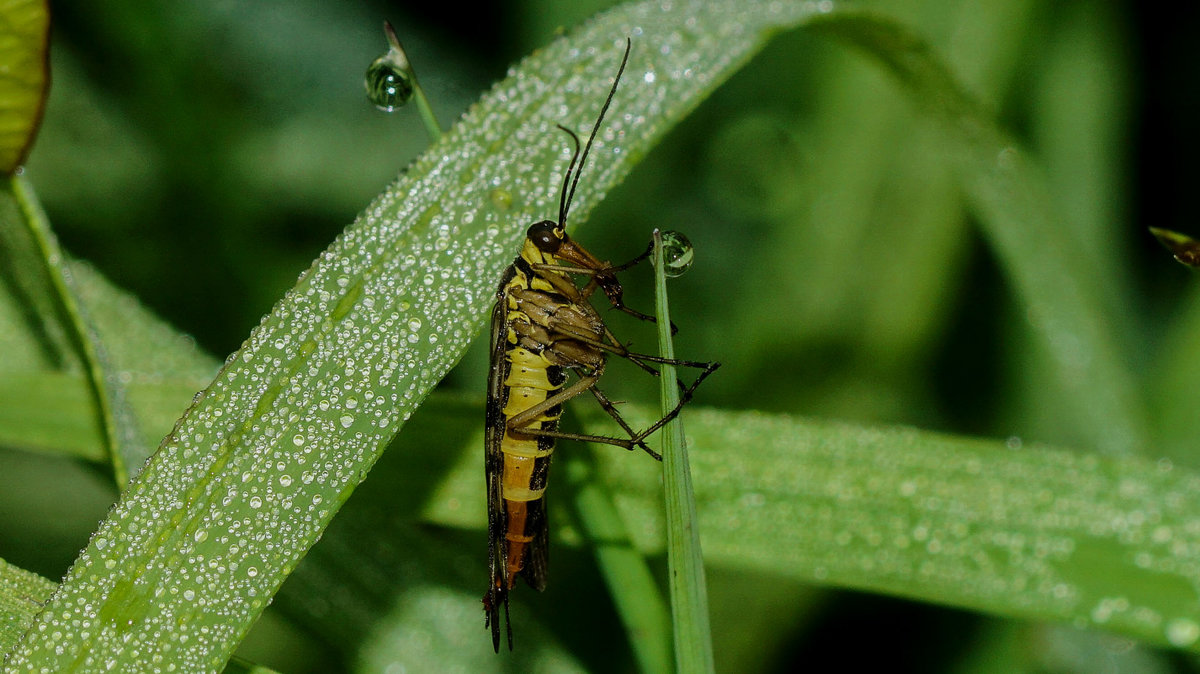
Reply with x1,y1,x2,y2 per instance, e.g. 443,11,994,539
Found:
5,2,839,671
577,404,1200,655
653,230,715,673
0,558,56,651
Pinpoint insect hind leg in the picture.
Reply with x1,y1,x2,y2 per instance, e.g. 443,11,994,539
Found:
586,357,720,460
585,385,662,460
627,359,719,447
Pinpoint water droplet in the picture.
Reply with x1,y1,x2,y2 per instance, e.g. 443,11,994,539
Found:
364,55,414,112
279,475,293,487
367,63,412,111
1168,618,1200,646
656,230,694,277
489,188,513,211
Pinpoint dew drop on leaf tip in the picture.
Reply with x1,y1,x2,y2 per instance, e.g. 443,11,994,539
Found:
655,229,695,277
365,21,415,111
365,59,414,112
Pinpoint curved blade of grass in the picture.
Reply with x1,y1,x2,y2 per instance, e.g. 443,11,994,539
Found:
0,176,147,483
0,258,219,461
576,407,1200,653
807,11,1147,456
652,230,714,673
3,2,842,670
0,0,48,174
0,558,281,674
0,559,54,649
563,437,672,674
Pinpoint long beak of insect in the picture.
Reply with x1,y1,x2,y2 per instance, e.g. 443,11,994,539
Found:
556,237,631,309
555,238,608,273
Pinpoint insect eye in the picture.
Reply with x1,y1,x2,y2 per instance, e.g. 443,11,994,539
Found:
528,221,563,253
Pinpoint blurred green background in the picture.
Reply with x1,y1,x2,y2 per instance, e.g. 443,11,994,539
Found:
5,0,1199,671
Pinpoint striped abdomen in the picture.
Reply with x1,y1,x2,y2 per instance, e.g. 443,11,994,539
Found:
496,312,564,589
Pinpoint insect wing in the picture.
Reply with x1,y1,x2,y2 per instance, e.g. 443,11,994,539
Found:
484,299,512,651
519,495,549,592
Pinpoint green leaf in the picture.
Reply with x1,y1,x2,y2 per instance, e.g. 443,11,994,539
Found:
0,558,281,674
370,395,1200,657
3,1,838,670
597,409,1200,653
0,371,104,460
0,177,149,482
0,0,49,174
0,255,218,462
0,558,54,649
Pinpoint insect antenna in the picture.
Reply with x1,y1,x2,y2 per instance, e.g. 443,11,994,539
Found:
559,37,632,229
555,125,582,226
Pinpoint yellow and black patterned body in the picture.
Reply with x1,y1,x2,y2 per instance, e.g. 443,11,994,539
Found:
485,222,613,650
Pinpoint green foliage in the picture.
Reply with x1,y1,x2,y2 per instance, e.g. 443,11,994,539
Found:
0,0,1191,672
0,0,48,173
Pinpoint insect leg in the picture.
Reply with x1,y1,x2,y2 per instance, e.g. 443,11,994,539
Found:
505,368,602,432
585,385,661,460
624,360,720,445
583,357,717,458
504,365,656,454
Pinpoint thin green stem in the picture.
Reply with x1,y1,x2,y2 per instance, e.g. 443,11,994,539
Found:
652,229,714,673
8,174,132,484
410,86,442,144
564,449,671,674
383,20,442,143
